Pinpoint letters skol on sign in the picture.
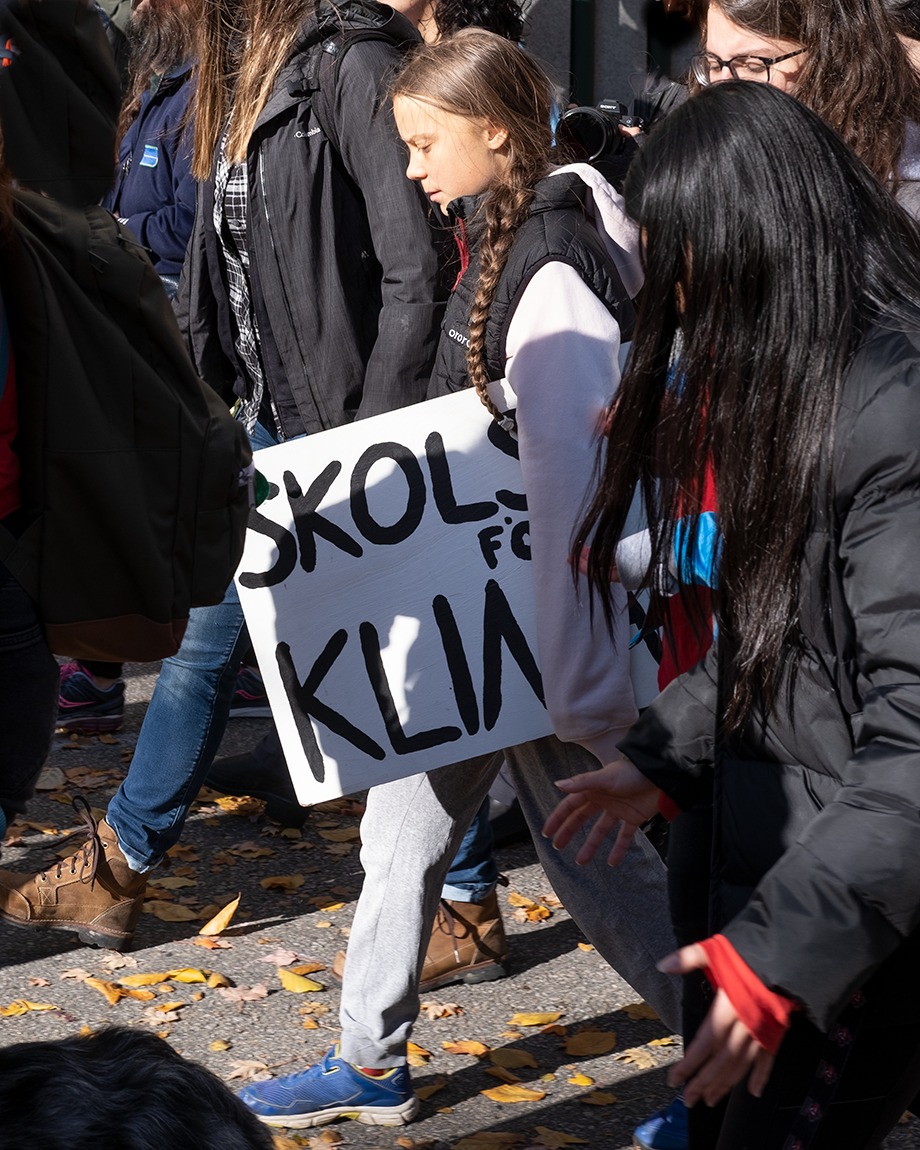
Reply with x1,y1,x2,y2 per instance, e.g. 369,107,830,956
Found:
235,387,553,804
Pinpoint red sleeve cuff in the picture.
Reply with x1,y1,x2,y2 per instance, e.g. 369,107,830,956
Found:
657,792,681,821
698,934,797,1055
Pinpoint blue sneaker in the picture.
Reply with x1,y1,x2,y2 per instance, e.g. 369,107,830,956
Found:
633,1092,688,1150
239,1045,419,1129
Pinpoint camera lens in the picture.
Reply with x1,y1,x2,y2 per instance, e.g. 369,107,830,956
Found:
555,107,617,163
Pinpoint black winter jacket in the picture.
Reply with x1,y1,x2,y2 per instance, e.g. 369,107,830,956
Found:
176,1,445,437
620,325,920,1032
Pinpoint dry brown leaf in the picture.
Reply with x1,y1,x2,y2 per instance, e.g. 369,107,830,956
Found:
59,967,92,981
298,1003,330,1016
278,968,324,993
507,1013,562,1027
215,983,269,1006
419,1001,463,1019
27,977,51,988
156,1001,188,1013
271,1137,302,1150
227,843,275,859
395,1139,436,1150
622,1001,659,1021
484,1067,521,1084
0,1000,58,1017
567,1073,595,1087
532,1128,589,1148
149,876,198,891
488,1048,538,1070
314,921,332,929
288,962,326,976
144,901,200,922
524,906,551,922
317,827,360,843
579,1091,618,1106
210,1039,232,1051
480,1084,546,1104
442,1040,489,1058
119,972,173,987
85,978,155,1005
191,936,232,950
541,1024,567,1037
451,1136,524,1150
323,842,355,857
564,1030,617,1057
415,1076,448,1101
199,894,241,936
308,1133,344,1148
258,948,302,967
226,1059,271,1082
614,1047,657,1070
260,875,305,892
100,953,137,970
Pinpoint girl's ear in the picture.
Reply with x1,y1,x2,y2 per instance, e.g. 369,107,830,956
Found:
483,123,510,152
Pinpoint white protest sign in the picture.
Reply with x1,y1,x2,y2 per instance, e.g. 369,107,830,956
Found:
235,388,553,805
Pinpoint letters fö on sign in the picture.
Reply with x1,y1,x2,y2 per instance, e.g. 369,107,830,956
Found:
235,387,553,805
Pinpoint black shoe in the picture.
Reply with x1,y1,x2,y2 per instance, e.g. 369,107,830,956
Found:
205,748,307,827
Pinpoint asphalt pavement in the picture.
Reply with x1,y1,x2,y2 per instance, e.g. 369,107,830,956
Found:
0,662,916,1150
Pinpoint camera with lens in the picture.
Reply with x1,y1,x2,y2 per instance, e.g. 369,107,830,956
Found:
555,98,643,164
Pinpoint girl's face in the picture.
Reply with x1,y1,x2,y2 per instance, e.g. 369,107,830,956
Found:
705,5,805,92
393,95,509,214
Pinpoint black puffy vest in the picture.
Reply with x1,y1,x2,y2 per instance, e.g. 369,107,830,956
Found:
428,171,636,400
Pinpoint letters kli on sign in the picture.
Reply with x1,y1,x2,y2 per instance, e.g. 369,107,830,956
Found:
235,387,553,805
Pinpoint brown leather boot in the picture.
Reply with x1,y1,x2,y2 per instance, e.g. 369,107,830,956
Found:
332,889,509,993
0,797,146,949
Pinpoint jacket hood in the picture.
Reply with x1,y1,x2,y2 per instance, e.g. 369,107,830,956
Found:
547,164,643,299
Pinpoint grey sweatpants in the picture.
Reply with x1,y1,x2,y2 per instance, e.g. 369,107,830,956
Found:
339,735,681,1067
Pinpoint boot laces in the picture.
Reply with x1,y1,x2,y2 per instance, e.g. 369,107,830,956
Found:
39,796,102,888
433,899,463,964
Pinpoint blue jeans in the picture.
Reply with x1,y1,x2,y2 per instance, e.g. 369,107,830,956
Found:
107,421,279,871
0,557,58,828
441,798,496,902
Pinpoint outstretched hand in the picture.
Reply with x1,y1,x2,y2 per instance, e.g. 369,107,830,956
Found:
658,945,776,1107
542,758,660,866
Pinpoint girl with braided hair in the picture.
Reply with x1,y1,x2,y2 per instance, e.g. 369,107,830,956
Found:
236,28,681,1134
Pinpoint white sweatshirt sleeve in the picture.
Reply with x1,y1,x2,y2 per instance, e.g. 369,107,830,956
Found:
504,261,638,766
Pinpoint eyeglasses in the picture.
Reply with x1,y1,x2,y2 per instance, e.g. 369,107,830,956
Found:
690,47,805,86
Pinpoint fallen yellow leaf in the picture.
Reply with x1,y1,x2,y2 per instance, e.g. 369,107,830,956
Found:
0,1000,57,1017
278,968,324,993
156,1001,187,1013
85,978,156,1005
143,901,200,922
452,1134,524,1149
533,1127,589,1148
199,893,241,936
415,1076,447,1101
207,971,231,989
260,874,305,891
302,1017,319,1029
649,1036,677,1047
564,1030,617,1056
407,1041,432,1058
289,962,326,976
271,1137,302,1150
442,1040,489,1057
507,891,536,908
484,1067,521,1084
117,972,169,987
191,936,232,950
579,1090,618,1106
567,1073,595,1087
622,1001,659,1021
480,1084,546,1104
614,1047,657,1070
488,1048,538,1070
576,943,594,953
210,1039,232,1051
507,1013,562,1027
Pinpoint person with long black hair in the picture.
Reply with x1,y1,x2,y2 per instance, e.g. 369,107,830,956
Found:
546,80,920,1149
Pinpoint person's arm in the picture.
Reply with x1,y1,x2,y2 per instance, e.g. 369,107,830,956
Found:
330,42,446,419
505,262,637,765
718,342,920,1031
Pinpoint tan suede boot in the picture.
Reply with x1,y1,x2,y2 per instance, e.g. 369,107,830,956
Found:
332,889,509,993
0,797,146,949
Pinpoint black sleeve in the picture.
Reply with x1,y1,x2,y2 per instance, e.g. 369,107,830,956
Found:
328,40,447,420
724,342,920,1030
0,0,120,206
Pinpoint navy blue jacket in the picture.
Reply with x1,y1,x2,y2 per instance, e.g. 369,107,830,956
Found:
106,62,195,278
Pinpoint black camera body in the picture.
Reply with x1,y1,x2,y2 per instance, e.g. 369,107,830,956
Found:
555,98,644,163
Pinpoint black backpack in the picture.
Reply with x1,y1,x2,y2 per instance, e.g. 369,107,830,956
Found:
0,190,252,662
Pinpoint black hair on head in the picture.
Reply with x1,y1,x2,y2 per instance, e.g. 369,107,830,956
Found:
0,1026,275,1150
580,81,920,728
434,0,525,40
